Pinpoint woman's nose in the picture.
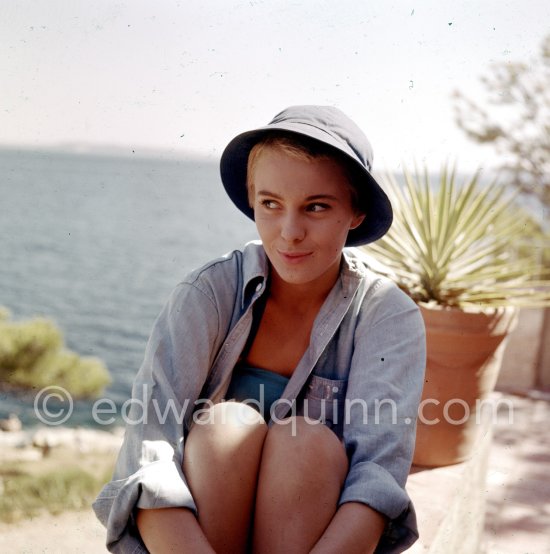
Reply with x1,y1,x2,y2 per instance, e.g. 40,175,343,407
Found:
280,212,306,242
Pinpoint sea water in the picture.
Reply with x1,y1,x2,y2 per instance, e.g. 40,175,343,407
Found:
0,148,257,426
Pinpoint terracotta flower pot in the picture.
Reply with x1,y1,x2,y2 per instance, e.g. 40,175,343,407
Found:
413,303,518,467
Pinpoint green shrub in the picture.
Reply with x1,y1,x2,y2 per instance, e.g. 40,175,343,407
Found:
0,311,110,398
0,467,109,522
0,318,62,374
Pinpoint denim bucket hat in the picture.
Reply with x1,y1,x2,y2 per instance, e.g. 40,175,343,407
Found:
220,105,393,246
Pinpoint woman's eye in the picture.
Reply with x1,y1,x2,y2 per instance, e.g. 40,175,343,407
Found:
260,199,278,209
307,203,330,213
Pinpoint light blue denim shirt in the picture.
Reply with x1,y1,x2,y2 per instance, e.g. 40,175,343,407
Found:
93,241,426,553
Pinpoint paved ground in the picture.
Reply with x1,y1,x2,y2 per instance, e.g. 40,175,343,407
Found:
0,510,107,553
482,390,550,554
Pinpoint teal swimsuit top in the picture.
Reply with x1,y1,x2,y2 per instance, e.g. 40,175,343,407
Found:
226,285,289,421
226,364,289,422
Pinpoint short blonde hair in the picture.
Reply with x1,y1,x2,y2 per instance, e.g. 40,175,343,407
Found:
246,132,363,214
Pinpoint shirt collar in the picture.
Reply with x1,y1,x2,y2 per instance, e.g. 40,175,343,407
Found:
241,241,270,309
240,241,368,310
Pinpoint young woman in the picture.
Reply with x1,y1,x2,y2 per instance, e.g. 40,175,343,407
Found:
94,105,426,553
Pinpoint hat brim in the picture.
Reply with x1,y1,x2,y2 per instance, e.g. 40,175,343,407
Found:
220,124,392,246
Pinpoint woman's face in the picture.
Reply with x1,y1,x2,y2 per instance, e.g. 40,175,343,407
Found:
250,147,365,291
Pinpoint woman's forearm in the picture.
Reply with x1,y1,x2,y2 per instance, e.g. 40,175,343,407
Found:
310,501,387,554
136,507,215,554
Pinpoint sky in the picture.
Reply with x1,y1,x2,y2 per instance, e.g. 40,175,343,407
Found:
2,0,549,171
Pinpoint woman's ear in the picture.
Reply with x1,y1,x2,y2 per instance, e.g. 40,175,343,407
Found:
350,213,366,230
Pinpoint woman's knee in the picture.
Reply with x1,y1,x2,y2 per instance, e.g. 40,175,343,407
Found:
182,403,268,552
185,402,268,463
265,417,348,480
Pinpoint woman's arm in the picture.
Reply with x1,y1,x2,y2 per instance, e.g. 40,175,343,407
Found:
93,282,223,552
311,502,387,554
335,277,426,551
136,508,215,554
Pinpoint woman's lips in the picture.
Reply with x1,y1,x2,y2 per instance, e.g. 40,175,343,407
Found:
278,251,312,264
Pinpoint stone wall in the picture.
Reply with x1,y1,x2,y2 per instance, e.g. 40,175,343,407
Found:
498,307,550,391
407,417,492,553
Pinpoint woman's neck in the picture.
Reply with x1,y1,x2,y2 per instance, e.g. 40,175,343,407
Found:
267,264,340,314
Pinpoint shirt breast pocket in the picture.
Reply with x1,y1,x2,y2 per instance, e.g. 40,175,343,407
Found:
301,375,348,434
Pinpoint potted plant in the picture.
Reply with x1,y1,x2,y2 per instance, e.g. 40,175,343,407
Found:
362,166,550,467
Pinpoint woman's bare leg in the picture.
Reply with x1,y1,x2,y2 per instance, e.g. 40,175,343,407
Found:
252,417,348,553
136,506,216,554
183,402,268,553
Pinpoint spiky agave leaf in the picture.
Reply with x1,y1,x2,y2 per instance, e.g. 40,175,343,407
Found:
364,165,550,308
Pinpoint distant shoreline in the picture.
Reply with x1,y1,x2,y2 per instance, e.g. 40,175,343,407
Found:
0,143,216,163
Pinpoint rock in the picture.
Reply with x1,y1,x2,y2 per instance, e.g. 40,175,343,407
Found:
0,413,22,432
31,426,123,453
0,446,43,463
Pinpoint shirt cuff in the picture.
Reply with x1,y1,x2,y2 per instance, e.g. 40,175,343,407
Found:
339,460,418,553
93,459,196,552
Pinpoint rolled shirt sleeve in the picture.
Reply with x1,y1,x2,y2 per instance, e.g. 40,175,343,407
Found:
339,279,426,552
93,281,222,553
